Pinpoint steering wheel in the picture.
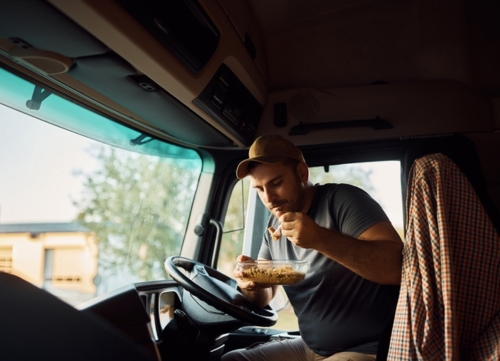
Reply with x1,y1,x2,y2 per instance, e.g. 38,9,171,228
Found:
165,256,277,327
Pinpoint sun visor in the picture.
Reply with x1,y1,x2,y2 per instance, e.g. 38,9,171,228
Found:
68,54,232,147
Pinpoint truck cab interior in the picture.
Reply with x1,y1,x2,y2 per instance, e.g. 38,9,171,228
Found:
0,0,499,360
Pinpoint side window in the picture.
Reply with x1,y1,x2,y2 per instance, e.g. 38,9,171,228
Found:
217,178,250,276
218,177,269,275
309,161,404,238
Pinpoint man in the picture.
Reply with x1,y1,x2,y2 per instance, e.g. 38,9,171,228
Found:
223,135,402,361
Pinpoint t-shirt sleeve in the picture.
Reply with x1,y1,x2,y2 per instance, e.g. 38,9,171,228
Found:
332,184,390,238
258,184,390,259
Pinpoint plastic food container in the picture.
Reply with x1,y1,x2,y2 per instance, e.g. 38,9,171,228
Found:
237,260,309,286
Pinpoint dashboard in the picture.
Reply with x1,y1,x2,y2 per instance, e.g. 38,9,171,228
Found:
77,280,240,360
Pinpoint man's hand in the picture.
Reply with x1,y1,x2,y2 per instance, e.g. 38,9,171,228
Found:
278,213,403,285
233,254,277,307
279,212,322,248
233,255,258,291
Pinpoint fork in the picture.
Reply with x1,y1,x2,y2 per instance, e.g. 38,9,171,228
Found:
272,225,282,239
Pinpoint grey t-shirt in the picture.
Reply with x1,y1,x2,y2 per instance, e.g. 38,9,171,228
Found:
258,183,400,356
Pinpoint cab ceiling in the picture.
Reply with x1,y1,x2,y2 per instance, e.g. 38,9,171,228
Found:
0,0,498,149
244,0,500,92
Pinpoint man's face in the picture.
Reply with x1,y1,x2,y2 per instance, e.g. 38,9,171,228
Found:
249,162,307,218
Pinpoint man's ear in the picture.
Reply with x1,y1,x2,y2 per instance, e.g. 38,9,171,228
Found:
297,161,309,183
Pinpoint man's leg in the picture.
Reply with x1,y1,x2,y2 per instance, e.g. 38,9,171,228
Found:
318,352,376,361
222,337,313,361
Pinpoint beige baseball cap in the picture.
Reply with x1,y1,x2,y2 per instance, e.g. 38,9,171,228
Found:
236,135,305,179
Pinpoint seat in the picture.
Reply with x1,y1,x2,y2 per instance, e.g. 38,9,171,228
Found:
387,153,500,359
400,135,500,234
0,272,158,361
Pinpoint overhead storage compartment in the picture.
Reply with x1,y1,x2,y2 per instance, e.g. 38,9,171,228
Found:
116,0,220,74
194,64,263,146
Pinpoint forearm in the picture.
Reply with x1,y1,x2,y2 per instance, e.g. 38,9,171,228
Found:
314,225,403,285
239,286,276,308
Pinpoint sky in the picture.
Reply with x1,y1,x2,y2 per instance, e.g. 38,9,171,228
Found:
0,103,404,229
0,104,99,223
359,161,404,230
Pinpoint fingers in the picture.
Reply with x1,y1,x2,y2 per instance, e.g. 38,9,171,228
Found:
237,254,254,263
234,255,254,286
278,213,317,248
279,211,304,224
278,212,303,234
233,255,272,292
237,280,258,291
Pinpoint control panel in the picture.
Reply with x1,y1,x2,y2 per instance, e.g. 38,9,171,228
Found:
194,64,263,146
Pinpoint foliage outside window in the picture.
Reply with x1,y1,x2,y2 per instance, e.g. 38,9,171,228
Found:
0,67,202,303
217,177,250,277
73,145,201,290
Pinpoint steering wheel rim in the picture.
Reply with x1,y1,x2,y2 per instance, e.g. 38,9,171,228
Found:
165,256,277,327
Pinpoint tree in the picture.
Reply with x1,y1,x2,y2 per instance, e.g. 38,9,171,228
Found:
218,178,250,275
73,144,200,282
309,164,374,194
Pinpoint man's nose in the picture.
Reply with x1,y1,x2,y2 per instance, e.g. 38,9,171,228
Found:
262,188,276,204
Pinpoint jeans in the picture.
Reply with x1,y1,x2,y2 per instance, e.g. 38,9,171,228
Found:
221,337,377,361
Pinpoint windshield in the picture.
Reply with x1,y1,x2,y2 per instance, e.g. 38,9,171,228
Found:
0,67,202,305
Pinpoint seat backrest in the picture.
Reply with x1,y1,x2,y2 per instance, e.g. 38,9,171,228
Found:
401,134,500,234
387,153,500,360
0,272,158,361
377,135,500,360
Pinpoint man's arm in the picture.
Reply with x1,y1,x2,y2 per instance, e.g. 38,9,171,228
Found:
281,213,403,285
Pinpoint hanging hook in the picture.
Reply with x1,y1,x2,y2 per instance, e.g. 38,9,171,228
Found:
26,85,52,110
130,133,154,146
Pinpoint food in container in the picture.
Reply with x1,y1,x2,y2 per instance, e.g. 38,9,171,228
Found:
237,259,308,285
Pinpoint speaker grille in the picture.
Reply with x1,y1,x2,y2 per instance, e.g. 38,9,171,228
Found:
288,90,320,121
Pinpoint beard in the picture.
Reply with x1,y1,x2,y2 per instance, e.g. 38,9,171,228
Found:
268,180,307,217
